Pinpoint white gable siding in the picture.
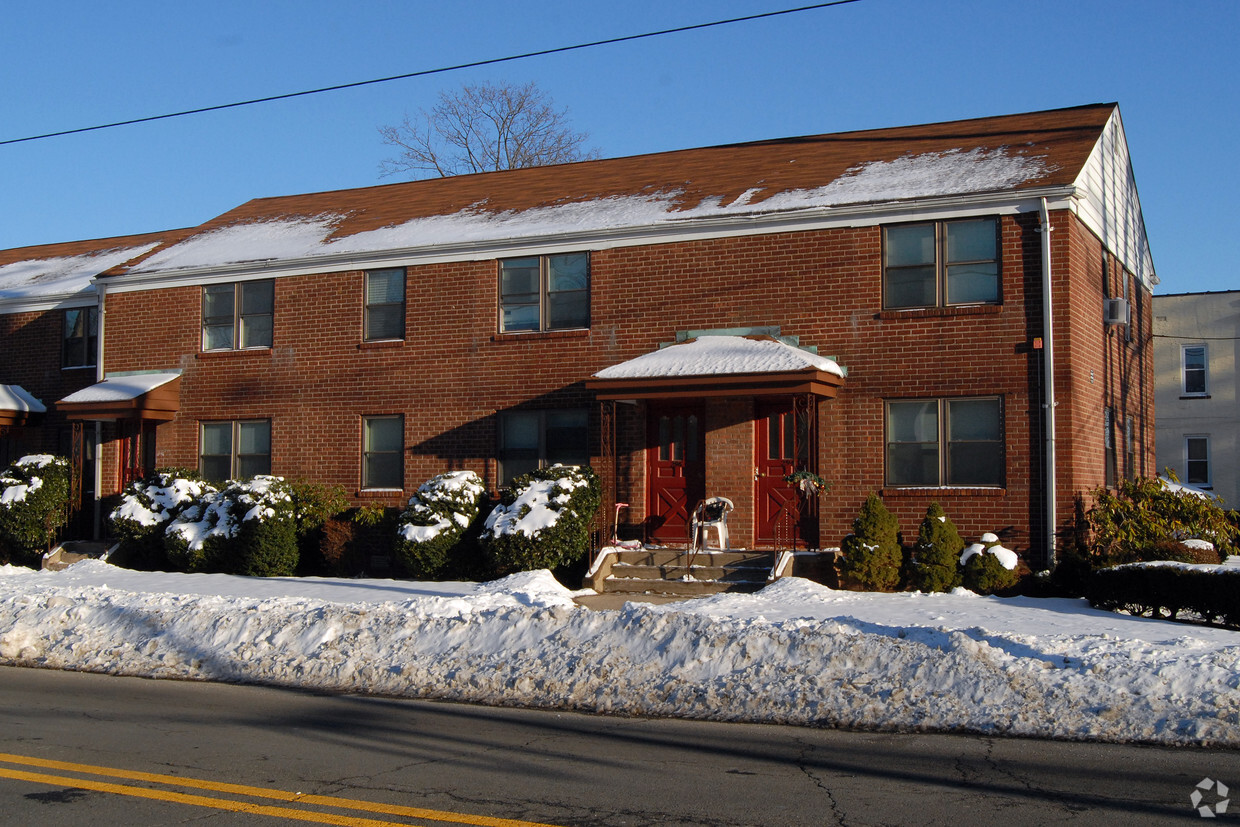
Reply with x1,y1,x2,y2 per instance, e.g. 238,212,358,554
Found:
1072,108,1157,287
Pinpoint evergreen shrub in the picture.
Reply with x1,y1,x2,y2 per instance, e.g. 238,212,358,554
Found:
1087,475,1237,566
394,471,487,579
908,502,963,592
164,476,299,576
839,493,902,591
109,470,216,570
481,465,600,577
0,455,71,566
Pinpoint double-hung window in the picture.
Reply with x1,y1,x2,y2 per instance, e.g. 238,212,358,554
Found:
497,409,589,485
1186,436,1211,487
499,253,589,332
1104,407,1117,488
362,415,403,489
884,218,999,309
203,280,274,351
200,420,271,481
885,397,1004,487
364,268,405,341
1182,345,1208,396
62,307,98,369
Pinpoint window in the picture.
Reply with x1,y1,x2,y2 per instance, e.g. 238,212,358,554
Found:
364,268,405,341
499,253,589,332
498,409,589,484
203,280,274,351
62,307,98,368
200,420,271,481
885,397,1003,487
883,217,999,309
362,415,403,489
1186,436,1211,487
1182,345,1208,396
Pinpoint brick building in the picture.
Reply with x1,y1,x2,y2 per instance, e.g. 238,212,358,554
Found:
0,103,1156,569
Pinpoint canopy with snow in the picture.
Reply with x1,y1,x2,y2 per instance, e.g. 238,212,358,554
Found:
0,384,46,429
586,336,845,400
57,372,182,421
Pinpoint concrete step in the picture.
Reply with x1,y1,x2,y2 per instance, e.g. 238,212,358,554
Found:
602,575,764,596
609,562,769,583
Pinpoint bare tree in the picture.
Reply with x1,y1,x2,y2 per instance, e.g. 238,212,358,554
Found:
378,81,598,179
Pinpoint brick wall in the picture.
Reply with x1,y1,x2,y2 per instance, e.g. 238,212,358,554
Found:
92,209,1154,563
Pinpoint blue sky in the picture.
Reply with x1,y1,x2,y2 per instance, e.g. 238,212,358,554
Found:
2,0,1236,294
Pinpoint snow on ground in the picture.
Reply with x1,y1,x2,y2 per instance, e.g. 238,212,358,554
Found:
1,560,1238,747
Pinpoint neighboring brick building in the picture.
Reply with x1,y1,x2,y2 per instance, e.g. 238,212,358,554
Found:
0,103,1156,568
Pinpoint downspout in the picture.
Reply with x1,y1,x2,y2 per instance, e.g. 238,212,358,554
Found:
93,281,106,537
1039,199,1057,569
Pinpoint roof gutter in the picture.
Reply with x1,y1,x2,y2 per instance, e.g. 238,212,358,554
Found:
1039,197,1058,569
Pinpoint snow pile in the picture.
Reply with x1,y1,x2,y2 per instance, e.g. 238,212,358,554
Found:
1,561,1238,746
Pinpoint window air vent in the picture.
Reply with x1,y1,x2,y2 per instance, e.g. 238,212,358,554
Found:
1103,298,1130,325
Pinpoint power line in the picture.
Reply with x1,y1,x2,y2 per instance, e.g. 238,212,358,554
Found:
1,1,866,147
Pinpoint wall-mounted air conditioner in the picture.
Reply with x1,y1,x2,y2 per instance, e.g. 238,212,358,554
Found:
1103,298,1130,325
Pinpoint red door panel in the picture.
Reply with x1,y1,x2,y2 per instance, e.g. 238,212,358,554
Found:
755,400,813,547
646,405,705,543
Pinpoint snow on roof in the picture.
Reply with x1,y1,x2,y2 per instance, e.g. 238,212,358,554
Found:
0,242,160,301
59,372,180,405
0,385,45,414
593,336,844,380
110,105,1114,278
130,148,1052,274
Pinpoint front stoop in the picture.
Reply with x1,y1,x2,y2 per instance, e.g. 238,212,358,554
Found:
587,548,781,597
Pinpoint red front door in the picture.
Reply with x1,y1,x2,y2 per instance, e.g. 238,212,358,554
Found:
755,400,812,547
646,404,705,544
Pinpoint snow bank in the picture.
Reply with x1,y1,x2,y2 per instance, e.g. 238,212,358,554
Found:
1,562,1238,746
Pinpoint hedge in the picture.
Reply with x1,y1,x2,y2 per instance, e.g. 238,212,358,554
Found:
1088,563,1240,628
394,471,487,579
481,465,600,576
0,454,71,566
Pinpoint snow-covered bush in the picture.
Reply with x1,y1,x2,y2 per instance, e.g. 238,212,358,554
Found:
109,471,216,570
395,471,487,578
165,476,298,576
0,454,71,566
838,493,902,591
481,465,600,577
908,502,963,592
960,532,1019,594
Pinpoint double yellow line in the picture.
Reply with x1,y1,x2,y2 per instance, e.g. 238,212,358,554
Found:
0,751,563,826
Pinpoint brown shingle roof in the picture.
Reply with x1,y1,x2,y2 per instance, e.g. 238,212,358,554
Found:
109,103,1117,277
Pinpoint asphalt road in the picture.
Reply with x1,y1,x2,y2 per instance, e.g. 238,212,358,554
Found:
0,665,1234,825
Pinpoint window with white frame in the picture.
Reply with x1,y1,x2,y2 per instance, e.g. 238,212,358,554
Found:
200,420,271,481
362,415,403,489
1185,436,1211,487
499,253,589,332
883,217,1000,309
884,397,1003,487
1181,344,1208,396
364,268,405,341
203,281,274,351
497,409,588,485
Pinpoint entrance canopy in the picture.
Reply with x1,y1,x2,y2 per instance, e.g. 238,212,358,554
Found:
57,372,181,421
586,335,845,401
0,384,46,429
